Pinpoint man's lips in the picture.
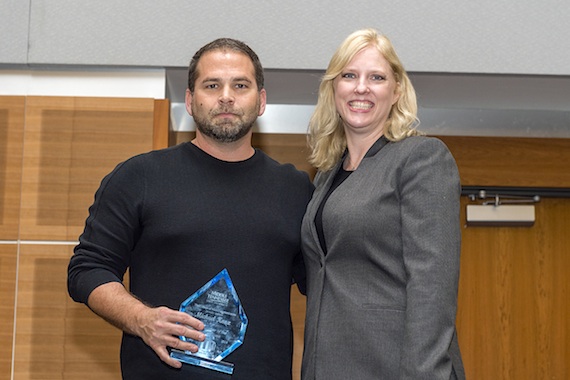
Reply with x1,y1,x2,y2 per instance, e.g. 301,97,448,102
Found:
214,110,239,117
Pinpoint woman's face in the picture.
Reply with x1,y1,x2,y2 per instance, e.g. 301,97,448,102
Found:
334,46,400,136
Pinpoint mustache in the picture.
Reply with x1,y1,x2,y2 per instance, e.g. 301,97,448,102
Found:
212,107,242,116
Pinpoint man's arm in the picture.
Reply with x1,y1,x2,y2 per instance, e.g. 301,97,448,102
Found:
87,282,205,369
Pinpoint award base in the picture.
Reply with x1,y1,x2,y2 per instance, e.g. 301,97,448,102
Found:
170,349,234,375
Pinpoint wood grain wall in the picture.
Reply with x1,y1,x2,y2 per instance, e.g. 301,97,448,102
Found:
0,96,165,380
439,135,570,188
0,244,17,378
0,96,25,379
457,197,570,379
2,95,569,379
441,135,570,379
171,132,570,380
0,96,24,240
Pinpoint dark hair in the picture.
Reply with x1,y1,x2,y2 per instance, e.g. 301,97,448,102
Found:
187,38,264,93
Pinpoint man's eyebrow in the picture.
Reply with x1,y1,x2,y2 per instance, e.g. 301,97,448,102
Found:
201,76,253,84
200,77,221,84
231,76,253,83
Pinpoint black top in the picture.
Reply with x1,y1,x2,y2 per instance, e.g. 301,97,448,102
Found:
68,142,314,380
315,168,352,254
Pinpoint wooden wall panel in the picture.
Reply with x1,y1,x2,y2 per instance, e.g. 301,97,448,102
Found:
457,197,570,379
290,287,306,380
4,105,568,380
175,133,570,188
173,132,317,179
19,97,155,241
12,244,122,379
171,132,570,380
252,133,316,177
153,99,170,150
0,244,17,379
0,96,25,240
440,135,570,188
0,96,169,380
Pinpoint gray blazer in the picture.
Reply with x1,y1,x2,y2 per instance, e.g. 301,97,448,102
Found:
301,136,465,379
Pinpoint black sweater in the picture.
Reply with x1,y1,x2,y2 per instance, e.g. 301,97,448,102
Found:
68,142,313,379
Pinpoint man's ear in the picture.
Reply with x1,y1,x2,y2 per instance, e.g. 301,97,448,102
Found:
185,88,193,116
258,88,267,116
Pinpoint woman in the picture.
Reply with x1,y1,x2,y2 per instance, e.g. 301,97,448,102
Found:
301,28,465,379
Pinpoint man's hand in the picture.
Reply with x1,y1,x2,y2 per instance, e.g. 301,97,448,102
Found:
134,306,205,368
87,282,205,368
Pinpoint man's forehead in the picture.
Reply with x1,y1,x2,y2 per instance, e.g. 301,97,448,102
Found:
196,50,256,81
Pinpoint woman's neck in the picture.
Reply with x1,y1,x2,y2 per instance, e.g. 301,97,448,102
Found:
344,130,385,170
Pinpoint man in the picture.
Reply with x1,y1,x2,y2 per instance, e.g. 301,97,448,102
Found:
68,38,313,379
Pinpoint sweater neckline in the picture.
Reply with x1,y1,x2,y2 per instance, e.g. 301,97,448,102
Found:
184,141,260,166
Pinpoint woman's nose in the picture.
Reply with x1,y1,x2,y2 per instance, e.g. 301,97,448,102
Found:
354,79,370,94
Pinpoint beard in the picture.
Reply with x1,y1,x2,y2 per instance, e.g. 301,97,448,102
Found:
193,103,260,143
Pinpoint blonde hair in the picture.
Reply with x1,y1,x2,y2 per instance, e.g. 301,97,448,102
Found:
308,28,421,171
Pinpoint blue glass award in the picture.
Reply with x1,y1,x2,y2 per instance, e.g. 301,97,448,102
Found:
170,268,248,375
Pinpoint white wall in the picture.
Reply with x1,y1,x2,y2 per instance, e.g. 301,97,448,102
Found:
2,0,570,137
0,0,568,75
0,69,165,98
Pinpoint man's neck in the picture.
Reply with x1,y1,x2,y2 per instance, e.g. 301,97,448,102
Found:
191,132,255,162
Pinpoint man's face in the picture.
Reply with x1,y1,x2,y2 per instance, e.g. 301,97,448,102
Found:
185,49,266,143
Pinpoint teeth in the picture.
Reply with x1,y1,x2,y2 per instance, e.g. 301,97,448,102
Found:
349,101,372,110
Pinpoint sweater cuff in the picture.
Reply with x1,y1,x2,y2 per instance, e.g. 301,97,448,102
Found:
69,269,123,304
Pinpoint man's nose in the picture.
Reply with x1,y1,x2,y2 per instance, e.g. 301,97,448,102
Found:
219,85,235,103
